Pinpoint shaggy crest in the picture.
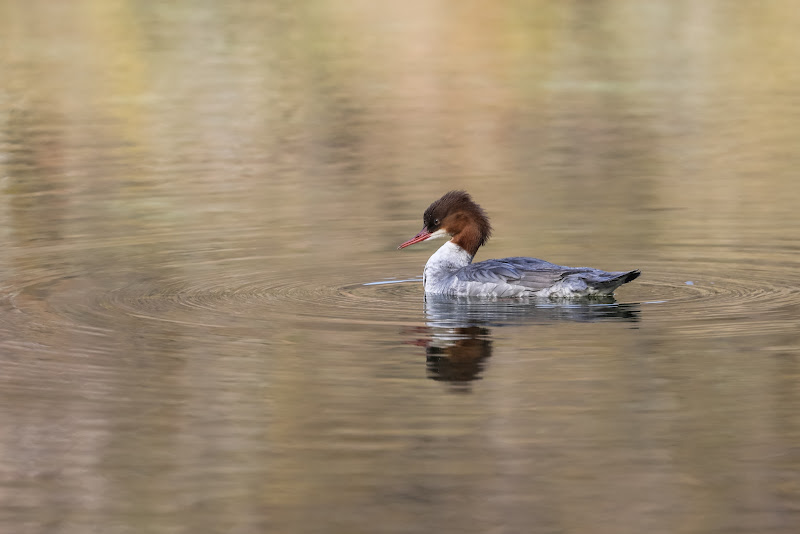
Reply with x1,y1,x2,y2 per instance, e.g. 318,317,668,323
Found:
422,191,492,255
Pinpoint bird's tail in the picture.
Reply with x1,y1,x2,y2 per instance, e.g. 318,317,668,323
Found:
590,269,641,294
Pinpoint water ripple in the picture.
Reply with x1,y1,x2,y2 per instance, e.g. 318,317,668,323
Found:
4,250,799,344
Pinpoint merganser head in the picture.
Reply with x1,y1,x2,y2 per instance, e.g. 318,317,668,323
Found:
398,190,492,256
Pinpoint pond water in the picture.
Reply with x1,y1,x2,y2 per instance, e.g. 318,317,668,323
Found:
2,1,799,533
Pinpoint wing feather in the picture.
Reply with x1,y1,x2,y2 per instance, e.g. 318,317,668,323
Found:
456,258,591,291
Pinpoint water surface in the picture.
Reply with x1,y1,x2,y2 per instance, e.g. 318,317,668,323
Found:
2,1,800,533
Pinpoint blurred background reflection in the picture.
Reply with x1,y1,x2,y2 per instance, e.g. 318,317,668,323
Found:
1,1,799,533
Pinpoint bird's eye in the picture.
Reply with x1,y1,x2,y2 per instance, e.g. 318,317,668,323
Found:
433,219,440,226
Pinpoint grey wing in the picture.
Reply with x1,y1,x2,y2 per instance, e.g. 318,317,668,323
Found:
455,260,523,284
456,258,580,291
505,257,594,290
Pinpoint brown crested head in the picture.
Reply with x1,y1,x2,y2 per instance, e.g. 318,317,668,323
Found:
422,191,492,256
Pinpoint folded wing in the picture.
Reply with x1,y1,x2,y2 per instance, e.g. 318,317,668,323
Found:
456,257,639,295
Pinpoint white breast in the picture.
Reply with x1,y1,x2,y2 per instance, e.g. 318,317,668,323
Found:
423,241,474,294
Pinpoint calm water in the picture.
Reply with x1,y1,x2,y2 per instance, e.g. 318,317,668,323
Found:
2,1,800,533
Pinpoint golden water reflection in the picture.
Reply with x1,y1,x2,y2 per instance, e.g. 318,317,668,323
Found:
1,1,800,533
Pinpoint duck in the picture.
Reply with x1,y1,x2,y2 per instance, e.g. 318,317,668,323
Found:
398,191,640,298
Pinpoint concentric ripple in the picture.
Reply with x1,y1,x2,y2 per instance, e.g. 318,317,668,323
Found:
29,260,431,337
5,246,800,347
627,251,800,338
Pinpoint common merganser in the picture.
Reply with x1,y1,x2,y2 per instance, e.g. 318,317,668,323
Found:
398,191,640,298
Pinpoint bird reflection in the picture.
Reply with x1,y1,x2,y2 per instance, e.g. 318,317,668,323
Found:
412,295,640,388
425,325,492,386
